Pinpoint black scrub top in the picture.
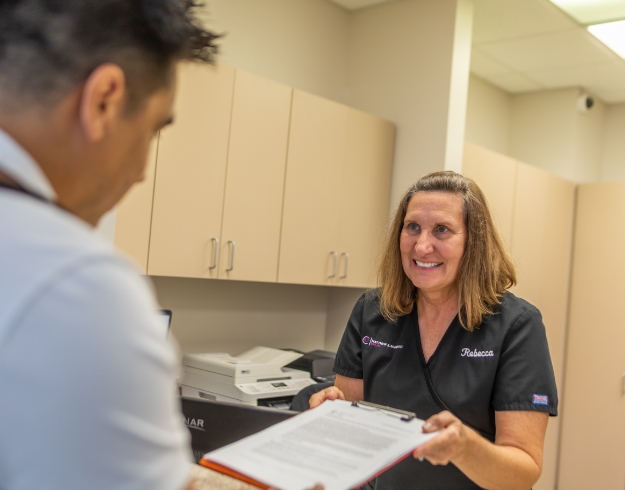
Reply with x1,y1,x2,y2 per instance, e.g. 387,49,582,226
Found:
333,290,558,490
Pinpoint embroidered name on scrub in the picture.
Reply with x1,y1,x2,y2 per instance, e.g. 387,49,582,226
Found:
461,348,494,357
362,336,403,349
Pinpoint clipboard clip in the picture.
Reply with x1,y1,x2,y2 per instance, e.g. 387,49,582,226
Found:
351,400,416,422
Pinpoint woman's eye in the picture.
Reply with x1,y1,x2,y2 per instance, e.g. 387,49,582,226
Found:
435,225,448,233
406,223,420,233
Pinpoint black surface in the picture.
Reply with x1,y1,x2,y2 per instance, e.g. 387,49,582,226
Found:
180,397,297,462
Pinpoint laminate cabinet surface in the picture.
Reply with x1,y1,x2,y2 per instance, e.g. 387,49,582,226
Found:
337,109,394,288
558,183,625,490
510,162,574,490
278,90,347,286
148,64,235,278
114,137,159,273
218,71,292,282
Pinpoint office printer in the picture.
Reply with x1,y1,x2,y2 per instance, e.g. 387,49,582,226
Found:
180,347,317,409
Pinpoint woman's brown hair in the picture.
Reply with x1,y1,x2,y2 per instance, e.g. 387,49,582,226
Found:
377,171,516,331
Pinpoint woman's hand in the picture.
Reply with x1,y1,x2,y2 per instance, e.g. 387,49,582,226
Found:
308,386,345,409
412,411,470,465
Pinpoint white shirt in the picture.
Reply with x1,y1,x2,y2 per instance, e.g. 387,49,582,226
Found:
0,129,192,490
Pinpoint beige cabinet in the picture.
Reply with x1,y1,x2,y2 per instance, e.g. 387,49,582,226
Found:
278,91,394,287
217,71,292,282
462,144,575,490
148,64,236,278
558,183,625,490
337,109,394,287
113,137,159,273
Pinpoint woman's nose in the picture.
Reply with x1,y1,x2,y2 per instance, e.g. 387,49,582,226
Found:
415,232,434,255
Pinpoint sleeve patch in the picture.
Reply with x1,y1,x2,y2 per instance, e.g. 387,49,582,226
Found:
532,394,549,406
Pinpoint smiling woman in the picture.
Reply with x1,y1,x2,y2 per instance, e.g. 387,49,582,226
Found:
310,171,559,490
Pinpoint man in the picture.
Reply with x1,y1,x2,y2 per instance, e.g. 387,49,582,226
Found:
0,1,218,489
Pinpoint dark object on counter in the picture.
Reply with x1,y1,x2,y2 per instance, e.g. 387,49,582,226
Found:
285,349,336,381
180,397,296,463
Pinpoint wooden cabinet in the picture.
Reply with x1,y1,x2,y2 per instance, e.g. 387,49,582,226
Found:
278,90,394,287
218,71,292,282
113,137,159,273
337,109,394,287
462,143,575,490
558,183,625,490
148,64,235,278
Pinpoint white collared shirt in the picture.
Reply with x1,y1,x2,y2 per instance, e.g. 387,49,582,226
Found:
0,129,192,490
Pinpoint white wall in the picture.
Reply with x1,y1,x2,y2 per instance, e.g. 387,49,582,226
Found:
601,103,625,182
465,75,511,155
509,87,605,183
203,0,350,104
347,0,473,208
153,277,330,355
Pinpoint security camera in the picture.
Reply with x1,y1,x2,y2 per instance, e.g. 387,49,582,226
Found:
577,95,594,112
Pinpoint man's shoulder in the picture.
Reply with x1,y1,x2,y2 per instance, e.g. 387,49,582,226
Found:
0,193,137,325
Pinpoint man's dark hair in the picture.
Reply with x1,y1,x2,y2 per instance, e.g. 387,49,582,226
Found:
0,0,219,112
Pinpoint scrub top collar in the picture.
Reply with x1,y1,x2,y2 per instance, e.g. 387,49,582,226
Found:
0,127,57,202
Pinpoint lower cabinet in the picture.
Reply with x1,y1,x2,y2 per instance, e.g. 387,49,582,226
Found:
557,183,625,490
462,143,575,490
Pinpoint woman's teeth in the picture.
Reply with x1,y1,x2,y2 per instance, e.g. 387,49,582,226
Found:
415,261,442,268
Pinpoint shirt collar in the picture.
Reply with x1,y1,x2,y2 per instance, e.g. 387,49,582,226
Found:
0,127,57,201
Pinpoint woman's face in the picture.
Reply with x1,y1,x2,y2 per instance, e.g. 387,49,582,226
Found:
399,191,467,297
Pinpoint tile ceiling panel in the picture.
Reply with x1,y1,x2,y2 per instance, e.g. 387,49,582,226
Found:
470,50,517,78
328,0,391,10
487,72,545,92
597,88,625,103
473,0,576,44
478,28,618,72
528,61,625,93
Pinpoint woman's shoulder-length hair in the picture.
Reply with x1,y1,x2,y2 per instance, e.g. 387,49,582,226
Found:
377,170,516,331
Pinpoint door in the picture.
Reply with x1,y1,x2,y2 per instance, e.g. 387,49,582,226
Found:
148,63,235,278
114,136,159,273
558,183,625,490
337,108,394,288
278,90,347,286
218,71,292,282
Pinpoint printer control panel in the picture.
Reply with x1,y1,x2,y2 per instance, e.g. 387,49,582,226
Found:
237,378,316,395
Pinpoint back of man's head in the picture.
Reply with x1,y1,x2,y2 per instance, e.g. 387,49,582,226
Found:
0,0,218,113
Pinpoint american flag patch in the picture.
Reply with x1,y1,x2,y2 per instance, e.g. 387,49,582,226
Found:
532,394,549,406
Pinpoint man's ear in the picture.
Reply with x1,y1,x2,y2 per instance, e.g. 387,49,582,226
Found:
79,63,127,142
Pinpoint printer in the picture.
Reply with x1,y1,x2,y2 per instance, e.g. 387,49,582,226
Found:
180,346,317,409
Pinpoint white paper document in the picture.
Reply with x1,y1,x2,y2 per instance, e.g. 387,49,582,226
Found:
201,399,440,490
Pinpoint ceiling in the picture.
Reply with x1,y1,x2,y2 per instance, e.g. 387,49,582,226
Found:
329,0,625,103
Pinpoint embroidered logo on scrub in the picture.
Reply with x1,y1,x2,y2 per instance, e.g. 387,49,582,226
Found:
461,348,494,358
532,394,549,406
362,336,403,349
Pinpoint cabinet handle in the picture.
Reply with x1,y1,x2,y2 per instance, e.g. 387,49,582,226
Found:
328,251,338,278
226,240,236,272
340,252,349,279
207,238,219,270
622,373,625,395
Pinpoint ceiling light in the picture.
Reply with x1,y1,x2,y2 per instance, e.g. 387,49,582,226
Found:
588,20,625,60
549,0,625,25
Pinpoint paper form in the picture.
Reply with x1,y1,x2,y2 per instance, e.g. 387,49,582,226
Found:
201,399,440,490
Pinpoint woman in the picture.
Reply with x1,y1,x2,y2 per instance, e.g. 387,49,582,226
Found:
310,171,557,490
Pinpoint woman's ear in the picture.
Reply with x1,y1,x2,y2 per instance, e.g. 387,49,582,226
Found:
79,63,126,142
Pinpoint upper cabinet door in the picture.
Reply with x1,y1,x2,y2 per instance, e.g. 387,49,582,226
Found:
114,136,159,273
337,108,394,288
148,64,235,278
278,90,347,286
218,71,292,282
